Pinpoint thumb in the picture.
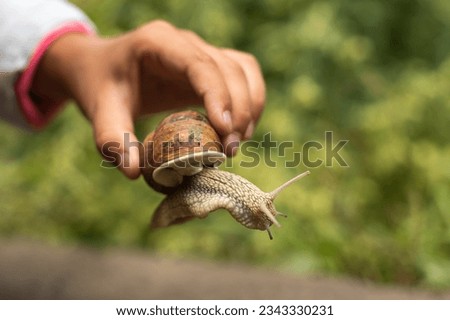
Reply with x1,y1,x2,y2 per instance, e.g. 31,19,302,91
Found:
92,91,141,180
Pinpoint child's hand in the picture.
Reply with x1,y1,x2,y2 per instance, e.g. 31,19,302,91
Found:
31,20,265,179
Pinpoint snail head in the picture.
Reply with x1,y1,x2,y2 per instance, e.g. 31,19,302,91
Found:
259,170,311,239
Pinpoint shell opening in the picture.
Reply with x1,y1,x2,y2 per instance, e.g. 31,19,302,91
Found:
153,151,226,187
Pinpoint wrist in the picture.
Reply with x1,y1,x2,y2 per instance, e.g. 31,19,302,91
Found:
16,22,95,128
20,24,95,127
31,33,98,106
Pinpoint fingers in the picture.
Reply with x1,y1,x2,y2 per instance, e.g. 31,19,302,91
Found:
180,53,242,156
136,22,231,136
180,31,266,152
92,85,141,180
186,53,251,155
222,49,266,125
135,21,265,156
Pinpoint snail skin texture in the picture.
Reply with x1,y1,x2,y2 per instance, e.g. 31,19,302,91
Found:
143,110,311,239
150,168,310,240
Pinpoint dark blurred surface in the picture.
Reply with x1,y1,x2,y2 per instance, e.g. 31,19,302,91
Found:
1,240,449,299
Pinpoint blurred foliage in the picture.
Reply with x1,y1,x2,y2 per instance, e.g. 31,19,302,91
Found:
1,0,449,288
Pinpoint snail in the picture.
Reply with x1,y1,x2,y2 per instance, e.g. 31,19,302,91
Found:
141,110,226,194
142,110,310,239
150,168,310,239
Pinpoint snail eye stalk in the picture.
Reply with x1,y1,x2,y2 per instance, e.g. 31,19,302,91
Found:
266,227,273,240
260,203,281,227
269,171,311,200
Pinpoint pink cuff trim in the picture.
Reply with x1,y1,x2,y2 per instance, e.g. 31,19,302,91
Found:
15,22,95,129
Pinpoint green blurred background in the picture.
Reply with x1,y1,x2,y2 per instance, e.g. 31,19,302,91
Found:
1,0,449,289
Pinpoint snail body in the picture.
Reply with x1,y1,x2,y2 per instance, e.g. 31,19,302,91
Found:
142,110,310,239
151,167,310,239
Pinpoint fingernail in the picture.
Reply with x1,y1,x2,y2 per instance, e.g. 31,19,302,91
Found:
222,110,233,132
244,121,254,140
224,133,240,156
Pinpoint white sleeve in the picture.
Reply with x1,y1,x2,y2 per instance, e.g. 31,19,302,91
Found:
0,0,96,129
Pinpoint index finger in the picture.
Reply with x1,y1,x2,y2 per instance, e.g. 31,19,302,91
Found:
135,21,234,140
223,49,266,129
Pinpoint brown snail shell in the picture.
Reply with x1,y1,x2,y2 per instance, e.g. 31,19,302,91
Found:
142,110,226,194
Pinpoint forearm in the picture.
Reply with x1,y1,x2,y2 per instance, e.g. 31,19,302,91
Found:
0,0,95,128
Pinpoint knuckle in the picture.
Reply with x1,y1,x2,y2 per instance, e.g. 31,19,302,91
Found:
182,29,201,41
227,58,245,75
242,52,259,66
136,20,175,40
187,52,218,77
148,19,174,31
225,49,260,68
194,51,216,66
